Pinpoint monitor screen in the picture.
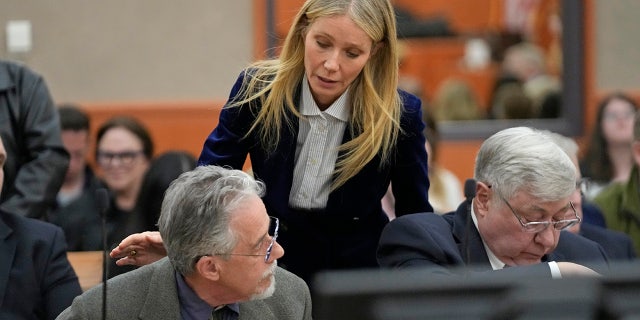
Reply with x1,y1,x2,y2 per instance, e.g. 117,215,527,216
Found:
312,263,640,320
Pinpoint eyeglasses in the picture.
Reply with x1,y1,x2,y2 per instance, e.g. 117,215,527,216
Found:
603,110,636,122
96,150,144,166
502,198,581,233
200,216,279,263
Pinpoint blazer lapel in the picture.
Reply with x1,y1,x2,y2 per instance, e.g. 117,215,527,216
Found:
0,218,16,307
450,204,492,269
138,258,181,319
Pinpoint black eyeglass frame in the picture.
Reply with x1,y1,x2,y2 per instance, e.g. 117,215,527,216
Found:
96,150,145,166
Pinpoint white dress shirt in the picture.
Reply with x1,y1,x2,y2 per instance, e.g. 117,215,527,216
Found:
288,76,350,209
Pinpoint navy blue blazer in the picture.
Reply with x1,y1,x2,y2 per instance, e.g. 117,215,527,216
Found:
0,211,81,319
198,71,432,280
582,202,607,228
377,201,610,277
580,223,636,261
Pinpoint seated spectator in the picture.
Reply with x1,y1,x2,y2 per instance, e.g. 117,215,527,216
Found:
502,41,560,114
593,110,640,257
433,78,484,122
491,82,536,119
137,150,197,230
377,127,608,277
95,116,154,277
58,166,312,320
581,92,639,199
542,130,636,261
49,104,104,251
581,202,607,229
487,74,520,119
0,135,82,319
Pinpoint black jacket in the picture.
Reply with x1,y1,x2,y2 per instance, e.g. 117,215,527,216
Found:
0,59,69,219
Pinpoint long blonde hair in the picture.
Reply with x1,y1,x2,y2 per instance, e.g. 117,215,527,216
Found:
231,0,402,190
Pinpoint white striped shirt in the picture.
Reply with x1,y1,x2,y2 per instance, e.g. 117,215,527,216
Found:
288,77,350,209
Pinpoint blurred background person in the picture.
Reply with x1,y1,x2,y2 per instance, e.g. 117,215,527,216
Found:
593,109,640,257
490,82,536,120
49,104,104,251
502,41,560,112
95,116,154,277
580,92,639,199
0,59,69,220
432,78,484,122
136,150,196,231
488,41,560,119
543,130,636,261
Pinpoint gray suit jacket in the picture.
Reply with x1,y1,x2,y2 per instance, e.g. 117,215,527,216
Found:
57,258,312,320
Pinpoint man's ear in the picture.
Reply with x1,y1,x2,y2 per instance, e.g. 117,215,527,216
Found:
474,182,491,218
195,256,221,281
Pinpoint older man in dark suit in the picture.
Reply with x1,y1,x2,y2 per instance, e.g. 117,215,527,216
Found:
0,136,82,319
378,127,609,277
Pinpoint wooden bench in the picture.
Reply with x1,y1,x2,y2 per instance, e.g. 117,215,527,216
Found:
67,251,104,291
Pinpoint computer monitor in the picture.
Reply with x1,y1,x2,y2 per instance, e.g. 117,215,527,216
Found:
312,265,640,320
599,261,640,318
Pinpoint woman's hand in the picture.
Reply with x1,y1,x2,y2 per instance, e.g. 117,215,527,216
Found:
109,231,167,266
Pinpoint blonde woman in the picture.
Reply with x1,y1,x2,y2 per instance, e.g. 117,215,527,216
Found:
112,0,433,284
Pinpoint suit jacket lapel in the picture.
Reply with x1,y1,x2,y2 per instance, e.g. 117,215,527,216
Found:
450,203,492,269
269,85,302,197
0,218,15,307
138,258,181,319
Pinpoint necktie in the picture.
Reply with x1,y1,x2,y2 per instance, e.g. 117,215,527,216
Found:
210,306,225,320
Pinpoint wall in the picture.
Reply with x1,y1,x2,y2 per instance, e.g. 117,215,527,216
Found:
0,1,252,102
595,0,640,92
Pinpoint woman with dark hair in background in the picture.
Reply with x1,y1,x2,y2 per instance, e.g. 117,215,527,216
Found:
95,116,154,277
580,92,639,199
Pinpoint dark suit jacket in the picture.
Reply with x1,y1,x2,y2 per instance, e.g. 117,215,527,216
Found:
582,202,607,228
198,71,432,281
58,258,313,320
0,211,82,320
580,223,636,261
377,202,610,277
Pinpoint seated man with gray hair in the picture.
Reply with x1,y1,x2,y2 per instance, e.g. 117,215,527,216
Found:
377,127,609,277
58,165,312,320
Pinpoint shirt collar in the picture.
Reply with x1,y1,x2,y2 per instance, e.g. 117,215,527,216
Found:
471,205,507,270
175,272,239,319
301,75,350,122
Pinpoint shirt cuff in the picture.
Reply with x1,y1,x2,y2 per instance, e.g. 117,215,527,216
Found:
548,261,562,278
